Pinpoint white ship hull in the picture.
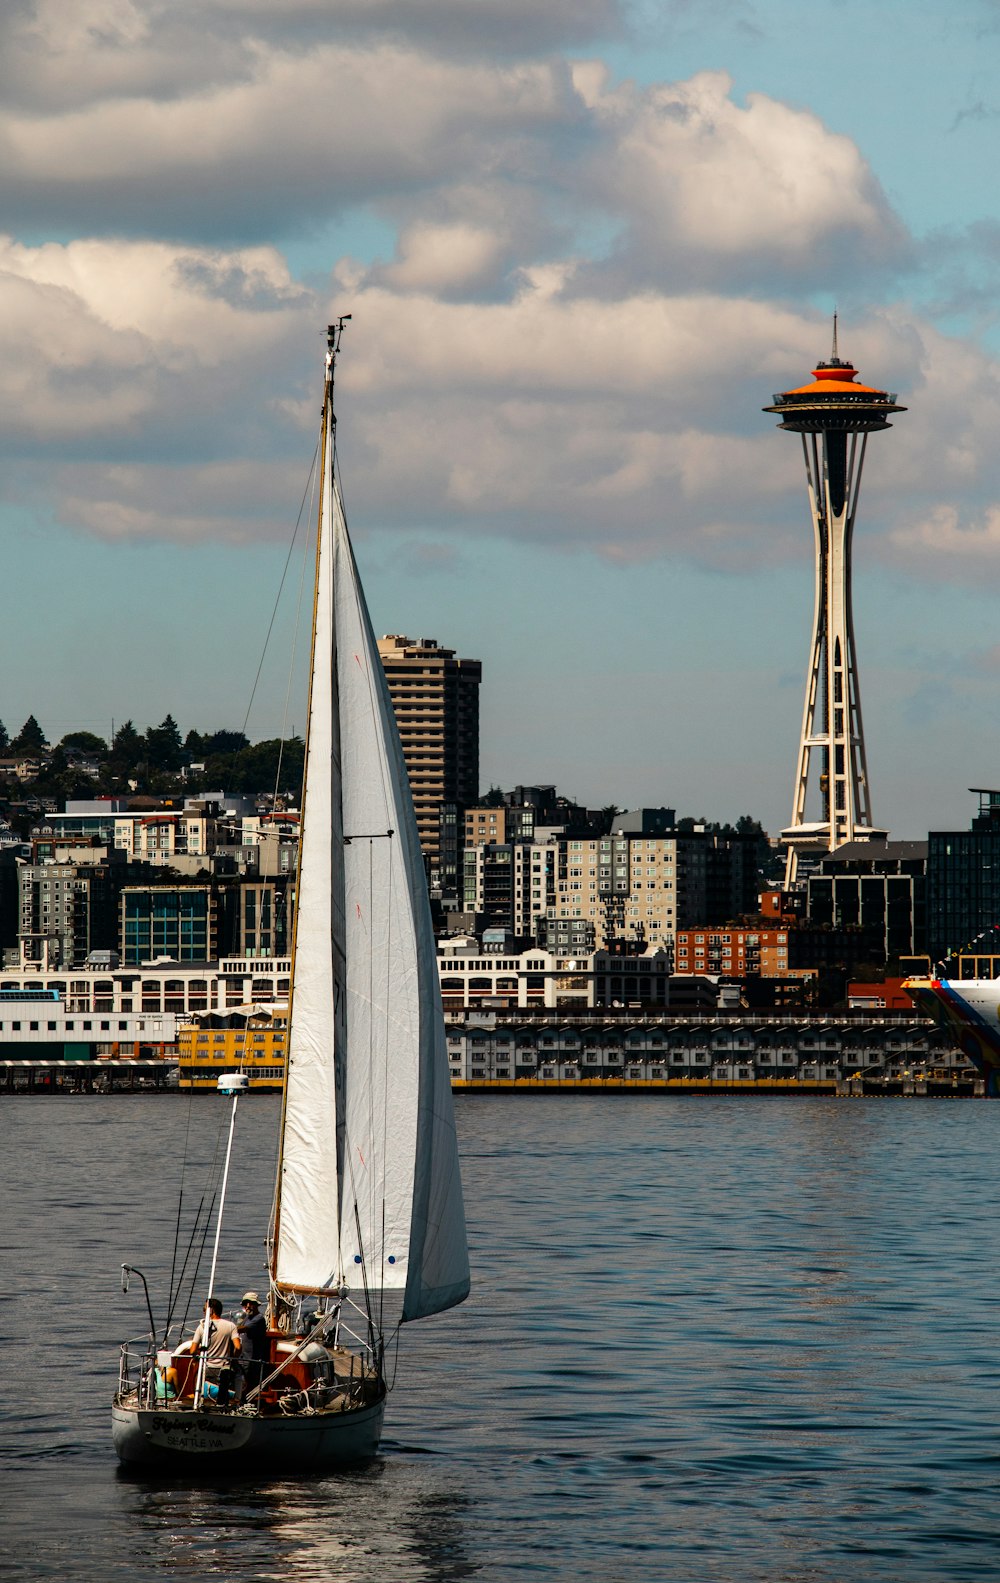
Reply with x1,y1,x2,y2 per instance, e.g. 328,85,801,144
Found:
904,976,1000,1094
112,1393,386,1469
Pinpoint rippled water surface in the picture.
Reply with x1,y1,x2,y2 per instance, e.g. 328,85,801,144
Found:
2,1094,1000,1580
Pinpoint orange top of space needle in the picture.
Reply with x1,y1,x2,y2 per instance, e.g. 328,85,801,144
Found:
763,316,905,433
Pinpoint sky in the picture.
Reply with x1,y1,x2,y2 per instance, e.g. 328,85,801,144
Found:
5,0,1000,838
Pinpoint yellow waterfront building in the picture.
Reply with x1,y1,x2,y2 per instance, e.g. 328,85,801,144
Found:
177,1009,287,1090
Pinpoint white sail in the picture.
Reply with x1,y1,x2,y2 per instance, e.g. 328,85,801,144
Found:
332,471,469,1320
275,359,469,1321
273,394,347,1293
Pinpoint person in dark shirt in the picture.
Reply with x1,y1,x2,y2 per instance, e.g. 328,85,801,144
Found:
235,1291,269,1399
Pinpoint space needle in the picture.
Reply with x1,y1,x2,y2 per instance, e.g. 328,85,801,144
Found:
764,321,906,887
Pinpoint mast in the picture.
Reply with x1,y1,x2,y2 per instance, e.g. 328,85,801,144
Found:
269,320,350,1302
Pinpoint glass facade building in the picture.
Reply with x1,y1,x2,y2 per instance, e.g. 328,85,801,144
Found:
927,791,1000,965
121,887,212,965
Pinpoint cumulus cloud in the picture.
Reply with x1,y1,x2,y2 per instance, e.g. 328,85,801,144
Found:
0,235,312,453
47,458,307,543
573,67,909,290
0,31,577,241
889,505,1000,575
214,0,624,57
377,220,513,296
0,2,903,301
0,0,622,111
9,227,993,579
2,7,998,591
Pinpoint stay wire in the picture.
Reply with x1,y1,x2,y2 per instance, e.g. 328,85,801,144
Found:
384,1319,404,1392
177,1107,229,1334
164,1088,198,1340
168,1190,210,1337
181,1187,219,1336
334,447,396,1306
240,435,320,742
271,448,318,808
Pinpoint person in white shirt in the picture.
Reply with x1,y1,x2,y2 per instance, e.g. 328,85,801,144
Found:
178,1296,241,1403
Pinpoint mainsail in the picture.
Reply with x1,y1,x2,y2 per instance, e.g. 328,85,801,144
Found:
273,339,470,1323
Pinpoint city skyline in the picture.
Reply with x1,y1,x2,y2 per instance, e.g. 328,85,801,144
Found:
5,3,1000,838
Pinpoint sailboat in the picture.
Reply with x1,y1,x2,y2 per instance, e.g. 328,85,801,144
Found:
112,322,470,1467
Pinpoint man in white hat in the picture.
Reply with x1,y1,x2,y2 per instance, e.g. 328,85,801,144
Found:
235,1291,268,1398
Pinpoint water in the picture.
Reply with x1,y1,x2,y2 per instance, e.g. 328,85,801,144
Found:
2,1094,1000,1581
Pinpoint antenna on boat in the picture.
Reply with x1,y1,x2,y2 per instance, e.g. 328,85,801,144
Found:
327,315,351,379
326,316,351,429
121,1263,156,1341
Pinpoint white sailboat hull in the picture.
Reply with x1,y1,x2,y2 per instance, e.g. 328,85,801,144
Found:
111,1394,386,1469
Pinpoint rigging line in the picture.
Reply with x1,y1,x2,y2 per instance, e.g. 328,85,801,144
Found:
378,837,393,1337
167,1189,210,1339
164,1086,198,1338
333,467,397,824
341,1109,380,1336
177,1105,228,1332
353,1198,381,1363
332,455,393,1248
240,434,320,742
169,1100,227,1328
272,446,318,809
368,836,377,1273
384,1319,404,1392
180,1187,219,1336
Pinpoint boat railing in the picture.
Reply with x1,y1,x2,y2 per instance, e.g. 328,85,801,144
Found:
117,1337,157,1406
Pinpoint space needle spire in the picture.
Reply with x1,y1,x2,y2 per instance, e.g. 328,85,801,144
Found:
764,327,906,887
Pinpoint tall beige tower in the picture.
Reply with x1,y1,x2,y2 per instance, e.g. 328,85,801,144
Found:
376,635,481,880
764,326,906,887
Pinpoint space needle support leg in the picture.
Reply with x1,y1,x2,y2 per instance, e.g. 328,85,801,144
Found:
784,433,827,889
844,432,873,831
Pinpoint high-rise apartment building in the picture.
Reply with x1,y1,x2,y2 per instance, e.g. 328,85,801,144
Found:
461,823,761,952
377,635,481,881
17,859,127,969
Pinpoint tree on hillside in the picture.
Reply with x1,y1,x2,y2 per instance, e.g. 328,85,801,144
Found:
203,729,249,756
33,746,95,801
10,715,48,755
0,720,8,753
58,731,108,758
479,785,504,807
186,727,251,759
223,737,304,795
145,715,184,772
735,814,765,836
109,720,144,771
